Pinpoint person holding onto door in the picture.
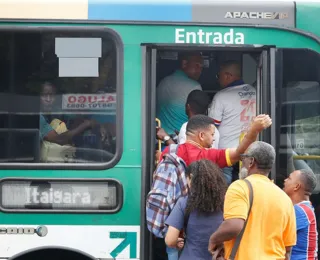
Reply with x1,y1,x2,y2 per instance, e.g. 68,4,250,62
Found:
208,60,256,185
208,141,297,260
283,169,318,260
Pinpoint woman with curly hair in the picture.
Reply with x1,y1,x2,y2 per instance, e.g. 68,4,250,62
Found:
165,159,227,260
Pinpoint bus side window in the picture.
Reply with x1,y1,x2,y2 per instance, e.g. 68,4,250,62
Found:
277,49,320,191
0,30,120,165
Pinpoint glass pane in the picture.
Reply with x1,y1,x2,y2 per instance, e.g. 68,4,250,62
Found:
0,30,119,164
277,49,320,193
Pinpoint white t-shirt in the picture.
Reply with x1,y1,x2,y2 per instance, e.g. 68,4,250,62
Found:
208,84,256,149
178,122,220,149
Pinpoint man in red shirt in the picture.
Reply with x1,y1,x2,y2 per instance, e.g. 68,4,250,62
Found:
159,113,272,168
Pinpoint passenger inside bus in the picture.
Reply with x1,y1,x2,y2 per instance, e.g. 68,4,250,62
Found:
208,60,256,185
156,52,203,136
156,89,220,148
40,82,96,146
39,82,98,163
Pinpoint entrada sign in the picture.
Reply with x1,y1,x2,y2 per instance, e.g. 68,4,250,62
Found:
175,28,244,45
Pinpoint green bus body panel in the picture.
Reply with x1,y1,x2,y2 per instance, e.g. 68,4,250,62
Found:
296,2,320,38
0,22,319,226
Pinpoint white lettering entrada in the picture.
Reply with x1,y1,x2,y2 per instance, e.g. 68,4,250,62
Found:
175,28,244,45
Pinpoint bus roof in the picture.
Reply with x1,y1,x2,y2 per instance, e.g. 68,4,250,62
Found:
0,0,319,28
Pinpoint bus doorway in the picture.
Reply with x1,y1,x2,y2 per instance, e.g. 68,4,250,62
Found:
141,44,274,260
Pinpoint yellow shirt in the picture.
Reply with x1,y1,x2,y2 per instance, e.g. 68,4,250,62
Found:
224,174,297,260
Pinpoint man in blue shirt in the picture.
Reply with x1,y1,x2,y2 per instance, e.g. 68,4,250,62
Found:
156,52,203,135
283,169,318,260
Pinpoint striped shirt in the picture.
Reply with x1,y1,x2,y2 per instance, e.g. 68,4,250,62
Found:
291,201,318,260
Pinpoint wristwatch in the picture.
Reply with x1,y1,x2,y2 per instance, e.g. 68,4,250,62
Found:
163,136,171,142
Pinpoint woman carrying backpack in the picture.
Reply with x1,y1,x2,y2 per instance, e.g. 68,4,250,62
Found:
165,159,227,260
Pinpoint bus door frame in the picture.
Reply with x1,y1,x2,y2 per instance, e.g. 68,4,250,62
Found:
141,44,275,260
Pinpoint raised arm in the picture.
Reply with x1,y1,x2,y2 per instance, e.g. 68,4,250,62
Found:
228,114,272,164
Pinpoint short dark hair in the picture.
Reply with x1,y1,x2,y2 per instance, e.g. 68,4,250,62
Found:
179,51,202,63
186,114,213,135
41,82,56,94
299,169,317,193
220,60,242,77
186,90,210,115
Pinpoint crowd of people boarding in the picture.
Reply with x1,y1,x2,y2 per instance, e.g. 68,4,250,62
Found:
146,52,318,260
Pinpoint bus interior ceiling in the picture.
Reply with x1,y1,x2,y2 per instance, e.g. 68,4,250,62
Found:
156,50,260,99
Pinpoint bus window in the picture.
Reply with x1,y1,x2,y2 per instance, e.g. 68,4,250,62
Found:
0,29,121,166
277,49,320,190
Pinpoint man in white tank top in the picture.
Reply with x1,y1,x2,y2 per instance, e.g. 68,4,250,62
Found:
208,61,256,184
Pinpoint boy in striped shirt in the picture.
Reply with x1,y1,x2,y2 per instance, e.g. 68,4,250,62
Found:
283,169,318,260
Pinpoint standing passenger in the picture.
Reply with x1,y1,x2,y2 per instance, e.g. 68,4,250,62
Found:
283,169,318,260
165,160,227,260
156,52,203,136
156,90,220,148
208,141,297,260
178,90,220,149
208,60,256,184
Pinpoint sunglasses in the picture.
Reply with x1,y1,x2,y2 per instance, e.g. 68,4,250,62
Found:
239,154,254,161
240,154,271,169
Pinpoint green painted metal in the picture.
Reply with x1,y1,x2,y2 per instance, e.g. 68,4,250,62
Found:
296,2,320,38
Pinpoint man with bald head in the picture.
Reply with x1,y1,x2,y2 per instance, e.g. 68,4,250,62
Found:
283,169,318,259
156,52,203,142
208,60,256,185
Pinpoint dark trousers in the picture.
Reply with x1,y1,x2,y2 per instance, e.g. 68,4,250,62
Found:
153,237,168,260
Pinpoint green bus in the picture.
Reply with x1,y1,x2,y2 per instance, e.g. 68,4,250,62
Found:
0,0,319,259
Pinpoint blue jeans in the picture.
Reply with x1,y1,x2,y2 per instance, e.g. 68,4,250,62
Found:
223,166,233,185
166,246,179,260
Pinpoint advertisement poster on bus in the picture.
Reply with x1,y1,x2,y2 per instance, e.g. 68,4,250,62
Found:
62,93,116,112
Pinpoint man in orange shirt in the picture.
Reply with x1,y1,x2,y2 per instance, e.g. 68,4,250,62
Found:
208,141,297,260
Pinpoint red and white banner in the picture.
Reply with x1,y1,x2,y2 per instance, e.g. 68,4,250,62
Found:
62,93,116,110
